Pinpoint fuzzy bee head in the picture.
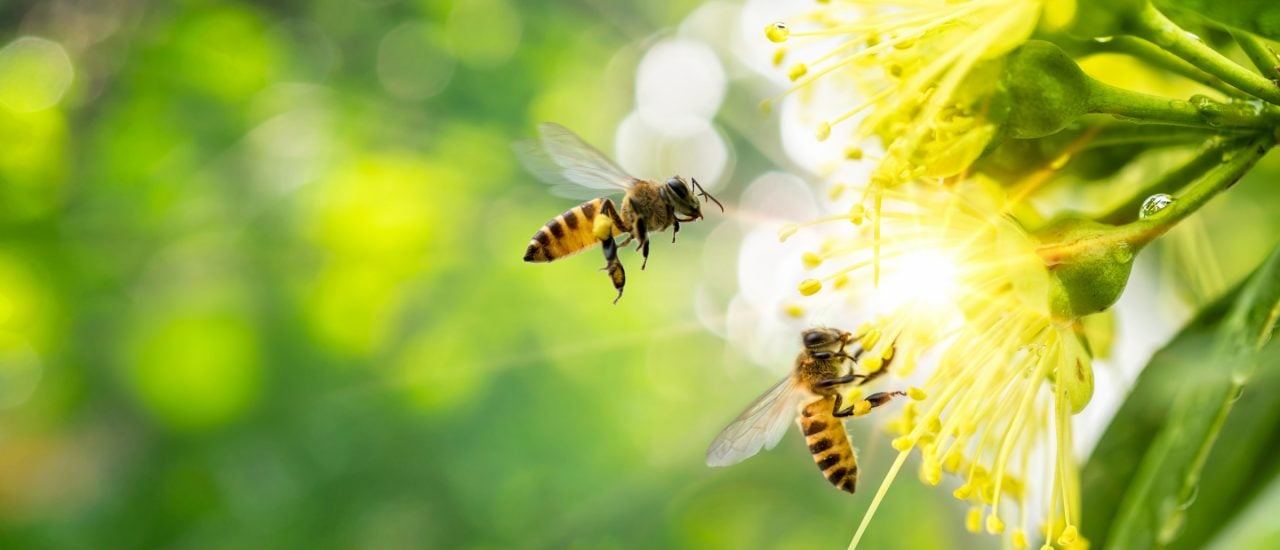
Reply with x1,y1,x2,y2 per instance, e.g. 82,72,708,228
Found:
663,176,723,220
801,327,850,352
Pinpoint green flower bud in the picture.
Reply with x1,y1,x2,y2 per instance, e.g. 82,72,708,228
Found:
1000,41,1091,139
1036,217,1137,319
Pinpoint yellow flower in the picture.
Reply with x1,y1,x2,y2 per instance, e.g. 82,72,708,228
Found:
786,179,1091,549
766,0,1063,183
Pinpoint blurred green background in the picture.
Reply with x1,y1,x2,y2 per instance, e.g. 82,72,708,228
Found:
6,1,1279,549
0,1,986,548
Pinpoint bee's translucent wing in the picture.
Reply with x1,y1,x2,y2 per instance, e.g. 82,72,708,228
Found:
706,375,808,467
513,122,636,199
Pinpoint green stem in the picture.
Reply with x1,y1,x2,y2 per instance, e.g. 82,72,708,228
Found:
1038,133,1275,264
1086,78,1280,129
1099,36,1245,98
1128,2,1280,105
1096,138,1241,225
1114,133,1275,249
1084,123,1240,151
1232,30,1280,81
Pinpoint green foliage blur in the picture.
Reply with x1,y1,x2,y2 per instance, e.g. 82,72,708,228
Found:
0,1,989,548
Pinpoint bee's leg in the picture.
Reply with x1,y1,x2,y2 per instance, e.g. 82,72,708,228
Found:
856,341,898,386
599,234,626,304
816,374,864,388
633,219,650,270
832,390,907,418
595,199,628,304
671,220,679,244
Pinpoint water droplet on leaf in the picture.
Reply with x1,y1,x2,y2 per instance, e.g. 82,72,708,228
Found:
1139,194,1174,219
1111,242,1134,263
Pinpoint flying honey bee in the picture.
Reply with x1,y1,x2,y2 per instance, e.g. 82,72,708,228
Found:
706,327,904,493
517,122,722,303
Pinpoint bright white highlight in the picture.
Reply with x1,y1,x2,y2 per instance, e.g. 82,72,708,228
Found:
878,249,961,309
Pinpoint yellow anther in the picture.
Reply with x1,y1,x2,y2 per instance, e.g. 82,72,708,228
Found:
953,484,972,500
815,122,831,141
965,507,982,533
921,456,941,485
832,274,850,289
986,514,1005,534
861,356,883,373
828,183,846,200
860,330,881,351
772,47,786,67
765,22,789,43
759,98,773,114
787,63,808,81
926,417,941,434
1058,525,1079,545
777,223,797,242
798,278,822,296
880,345,895,360
943,450,963,472
853,322,872,338
848,204,866,225
891,436,914,451
844,146,864,160
1012,529,1028,550
802,252,823,269
783,303,805,318
908,387,927,401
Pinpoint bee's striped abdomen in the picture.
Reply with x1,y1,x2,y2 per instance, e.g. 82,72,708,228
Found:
524,198,621,262
798,397,858,493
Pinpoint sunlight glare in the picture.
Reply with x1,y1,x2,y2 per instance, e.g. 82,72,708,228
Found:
878,249,961,309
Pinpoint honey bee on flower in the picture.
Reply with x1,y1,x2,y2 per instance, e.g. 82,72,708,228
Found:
748,177,1096,549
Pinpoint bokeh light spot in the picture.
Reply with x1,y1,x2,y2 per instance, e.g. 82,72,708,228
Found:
447,0,522,68
0,37,73,113
615,113,730,190
377,22,455,101
126,311,262,432
635,38,725,127
172,8,280,100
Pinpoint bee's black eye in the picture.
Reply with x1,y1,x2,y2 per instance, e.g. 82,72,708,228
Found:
803,331,826,347
666,178,689,198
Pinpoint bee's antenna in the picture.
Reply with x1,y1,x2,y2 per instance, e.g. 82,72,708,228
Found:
691,178,724,212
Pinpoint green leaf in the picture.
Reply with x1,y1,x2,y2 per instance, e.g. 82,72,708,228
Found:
1160,1,1280,41
1082,240,1280,548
